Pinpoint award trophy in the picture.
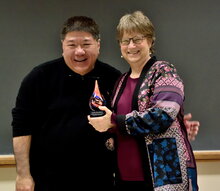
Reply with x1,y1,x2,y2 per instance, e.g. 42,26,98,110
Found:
89,80,106,117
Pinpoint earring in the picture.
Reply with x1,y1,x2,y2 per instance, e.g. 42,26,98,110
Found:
121,55,123,58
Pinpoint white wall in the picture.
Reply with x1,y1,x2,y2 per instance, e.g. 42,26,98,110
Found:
1,161,220,191
197,161,220,191
0,167,16,191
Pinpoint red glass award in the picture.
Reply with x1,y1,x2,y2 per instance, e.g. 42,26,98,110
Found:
89,80,106,117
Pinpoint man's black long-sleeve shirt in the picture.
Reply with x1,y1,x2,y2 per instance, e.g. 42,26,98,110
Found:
12,57,121,190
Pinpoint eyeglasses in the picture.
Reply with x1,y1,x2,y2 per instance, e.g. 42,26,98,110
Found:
120,35,146,46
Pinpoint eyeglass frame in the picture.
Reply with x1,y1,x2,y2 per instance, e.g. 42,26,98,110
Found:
119,35,147,46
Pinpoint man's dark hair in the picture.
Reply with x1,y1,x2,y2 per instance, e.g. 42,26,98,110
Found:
61,16,100,41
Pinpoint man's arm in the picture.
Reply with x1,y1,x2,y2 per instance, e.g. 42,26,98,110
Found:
13,135,35,191
184,113,200,141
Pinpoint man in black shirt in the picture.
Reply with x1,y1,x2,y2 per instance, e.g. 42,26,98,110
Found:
12,16,121,191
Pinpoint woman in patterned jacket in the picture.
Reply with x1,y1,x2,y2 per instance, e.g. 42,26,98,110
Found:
88,10,198,191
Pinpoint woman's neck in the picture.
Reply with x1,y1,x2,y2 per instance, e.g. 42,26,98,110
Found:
130,56,151,78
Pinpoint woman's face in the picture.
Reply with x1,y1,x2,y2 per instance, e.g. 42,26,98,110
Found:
120,32,152,66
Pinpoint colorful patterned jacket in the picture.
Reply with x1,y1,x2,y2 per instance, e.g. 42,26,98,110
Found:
111,56,198,191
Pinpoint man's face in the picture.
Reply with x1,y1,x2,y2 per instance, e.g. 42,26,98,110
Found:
62,31,100,75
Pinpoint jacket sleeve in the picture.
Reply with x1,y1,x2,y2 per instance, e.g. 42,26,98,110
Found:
117,62,184,136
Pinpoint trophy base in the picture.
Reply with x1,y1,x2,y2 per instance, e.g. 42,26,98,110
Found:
90,110,106,117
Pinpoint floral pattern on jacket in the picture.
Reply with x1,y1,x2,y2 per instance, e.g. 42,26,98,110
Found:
112,57,198,191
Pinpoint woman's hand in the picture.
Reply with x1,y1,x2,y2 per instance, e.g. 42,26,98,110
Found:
88,106,116,132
